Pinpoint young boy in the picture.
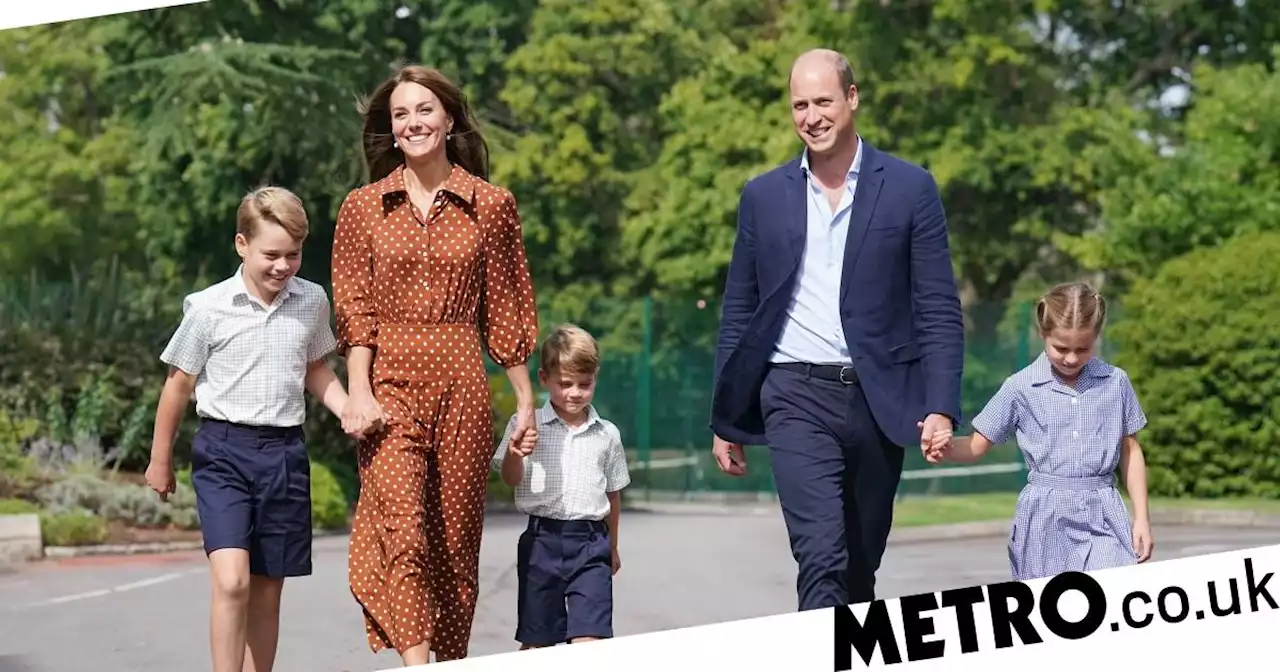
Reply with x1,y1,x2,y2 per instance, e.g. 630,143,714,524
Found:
493,324,632,649
145,186,350,672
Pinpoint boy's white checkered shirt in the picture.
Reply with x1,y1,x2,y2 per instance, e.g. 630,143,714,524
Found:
159,266,338,428
492,402,632,521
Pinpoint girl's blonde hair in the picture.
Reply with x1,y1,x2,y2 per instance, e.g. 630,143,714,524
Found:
1035,282,1108,336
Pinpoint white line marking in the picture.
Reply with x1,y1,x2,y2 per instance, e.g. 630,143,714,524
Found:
15,568,203,610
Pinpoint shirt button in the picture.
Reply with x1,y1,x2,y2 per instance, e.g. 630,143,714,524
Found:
1073,431,1079,438
1071,398,1078,405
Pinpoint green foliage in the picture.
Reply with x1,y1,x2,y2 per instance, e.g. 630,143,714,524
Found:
486,471,515,504
33,472,199,530
0,498,39,515
310,460,350,530
40,509,110,547
1063,47,1280,290
2,0,1279,503
0,411,40,498
1111,231,1280,498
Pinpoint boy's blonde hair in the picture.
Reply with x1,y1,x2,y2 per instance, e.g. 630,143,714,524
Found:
1035,282,1108,336
237,186,309,241
539,324,600,377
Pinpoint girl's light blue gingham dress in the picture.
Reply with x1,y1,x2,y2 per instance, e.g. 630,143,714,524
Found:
971,353,1148,581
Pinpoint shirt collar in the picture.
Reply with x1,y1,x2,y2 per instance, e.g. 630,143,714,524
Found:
375,162,478,205
1029,351,1113,386
537,400,601,429
799,133,863,185
227,265,298,307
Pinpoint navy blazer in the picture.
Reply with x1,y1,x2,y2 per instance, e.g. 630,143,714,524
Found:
711,141,965,449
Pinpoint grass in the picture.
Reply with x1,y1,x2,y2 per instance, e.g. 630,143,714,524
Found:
893,493,1018,527
891,493,1280,528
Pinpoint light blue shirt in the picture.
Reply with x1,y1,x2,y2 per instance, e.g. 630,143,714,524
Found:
770,137,864,365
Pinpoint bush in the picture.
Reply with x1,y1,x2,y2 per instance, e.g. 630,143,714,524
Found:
0,498,38,515
0,411,39,498
33,472,200,529
310,460,349,530
1110,231,1280,498
486,471,514,504
41,509,110,546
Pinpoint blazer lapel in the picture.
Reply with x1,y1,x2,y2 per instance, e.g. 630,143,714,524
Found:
840,142,885,305
783,158,807,274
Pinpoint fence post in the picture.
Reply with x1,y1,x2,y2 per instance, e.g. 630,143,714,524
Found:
637,296,653,501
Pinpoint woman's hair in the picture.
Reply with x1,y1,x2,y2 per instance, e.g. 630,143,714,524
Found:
358,65,490,183
1035,282,1108,336
236,186,309,241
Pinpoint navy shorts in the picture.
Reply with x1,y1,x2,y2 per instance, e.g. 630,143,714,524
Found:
515,516,614,645
190,418,312,578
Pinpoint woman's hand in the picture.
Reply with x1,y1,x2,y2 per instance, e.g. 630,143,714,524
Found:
512,403,537,450
342,388,385,439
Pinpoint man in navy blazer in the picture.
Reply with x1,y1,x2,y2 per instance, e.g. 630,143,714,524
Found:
711,49,965,611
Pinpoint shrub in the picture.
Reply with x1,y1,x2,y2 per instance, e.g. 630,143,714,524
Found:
1110,231,1280,498
486,471,514,504
41,509,110,546
34,472,199,529
0,498,38,515
0,411,39,498
310,460,349,530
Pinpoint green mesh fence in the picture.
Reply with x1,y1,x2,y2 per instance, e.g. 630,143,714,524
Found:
487,295,1125,502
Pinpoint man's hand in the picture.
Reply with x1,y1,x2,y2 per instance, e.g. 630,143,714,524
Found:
712,435,746,476
918,414,953,463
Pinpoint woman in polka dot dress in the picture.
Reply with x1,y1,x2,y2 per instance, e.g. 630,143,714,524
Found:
331,65,540,666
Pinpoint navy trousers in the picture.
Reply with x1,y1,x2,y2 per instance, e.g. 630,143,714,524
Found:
761,365,905,610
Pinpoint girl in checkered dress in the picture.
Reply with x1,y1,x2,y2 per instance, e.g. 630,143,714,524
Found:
922,282,1154,581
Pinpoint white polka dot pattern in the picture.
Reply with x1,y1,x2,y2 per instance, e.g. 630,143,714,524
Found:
331,163,539,661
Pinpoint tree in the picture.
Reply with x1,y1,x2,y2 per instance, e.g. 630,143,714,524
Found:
1061,49,1280,288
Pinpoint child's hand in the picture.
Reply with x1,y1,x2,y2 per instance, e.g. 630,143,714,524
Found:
611,547,622,575
509,426,537,457
1133,518,1154,563
917,421,952,464
145,459,176,502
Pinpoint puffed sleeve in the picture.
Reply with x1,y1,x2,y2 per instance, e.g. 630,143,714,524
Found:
331,190,379,355
480,190,539,368
971,377,1021,446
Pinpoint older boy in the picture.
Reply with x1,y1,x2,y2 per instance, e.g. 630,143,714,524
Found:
145,186,350,672
493,324,631,649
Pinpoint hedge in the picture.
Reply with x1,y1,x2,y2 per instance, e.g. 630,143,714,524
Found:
1110,231,1280,498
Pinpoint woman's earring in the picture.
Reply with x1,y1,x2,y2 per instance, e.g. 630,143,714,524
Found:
393,139,399,148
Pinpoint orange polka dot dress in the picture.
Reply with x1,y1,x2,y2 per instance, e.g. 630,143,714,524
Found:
331,163,538,661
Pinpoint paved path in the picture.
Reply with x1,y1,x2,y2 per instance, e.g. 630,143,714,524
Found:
0,510,1276,671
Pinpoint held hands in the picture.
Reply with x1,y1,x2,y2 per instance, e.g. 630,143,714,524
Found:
917,414,954,464
508,405,538,457
341,390,385,440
